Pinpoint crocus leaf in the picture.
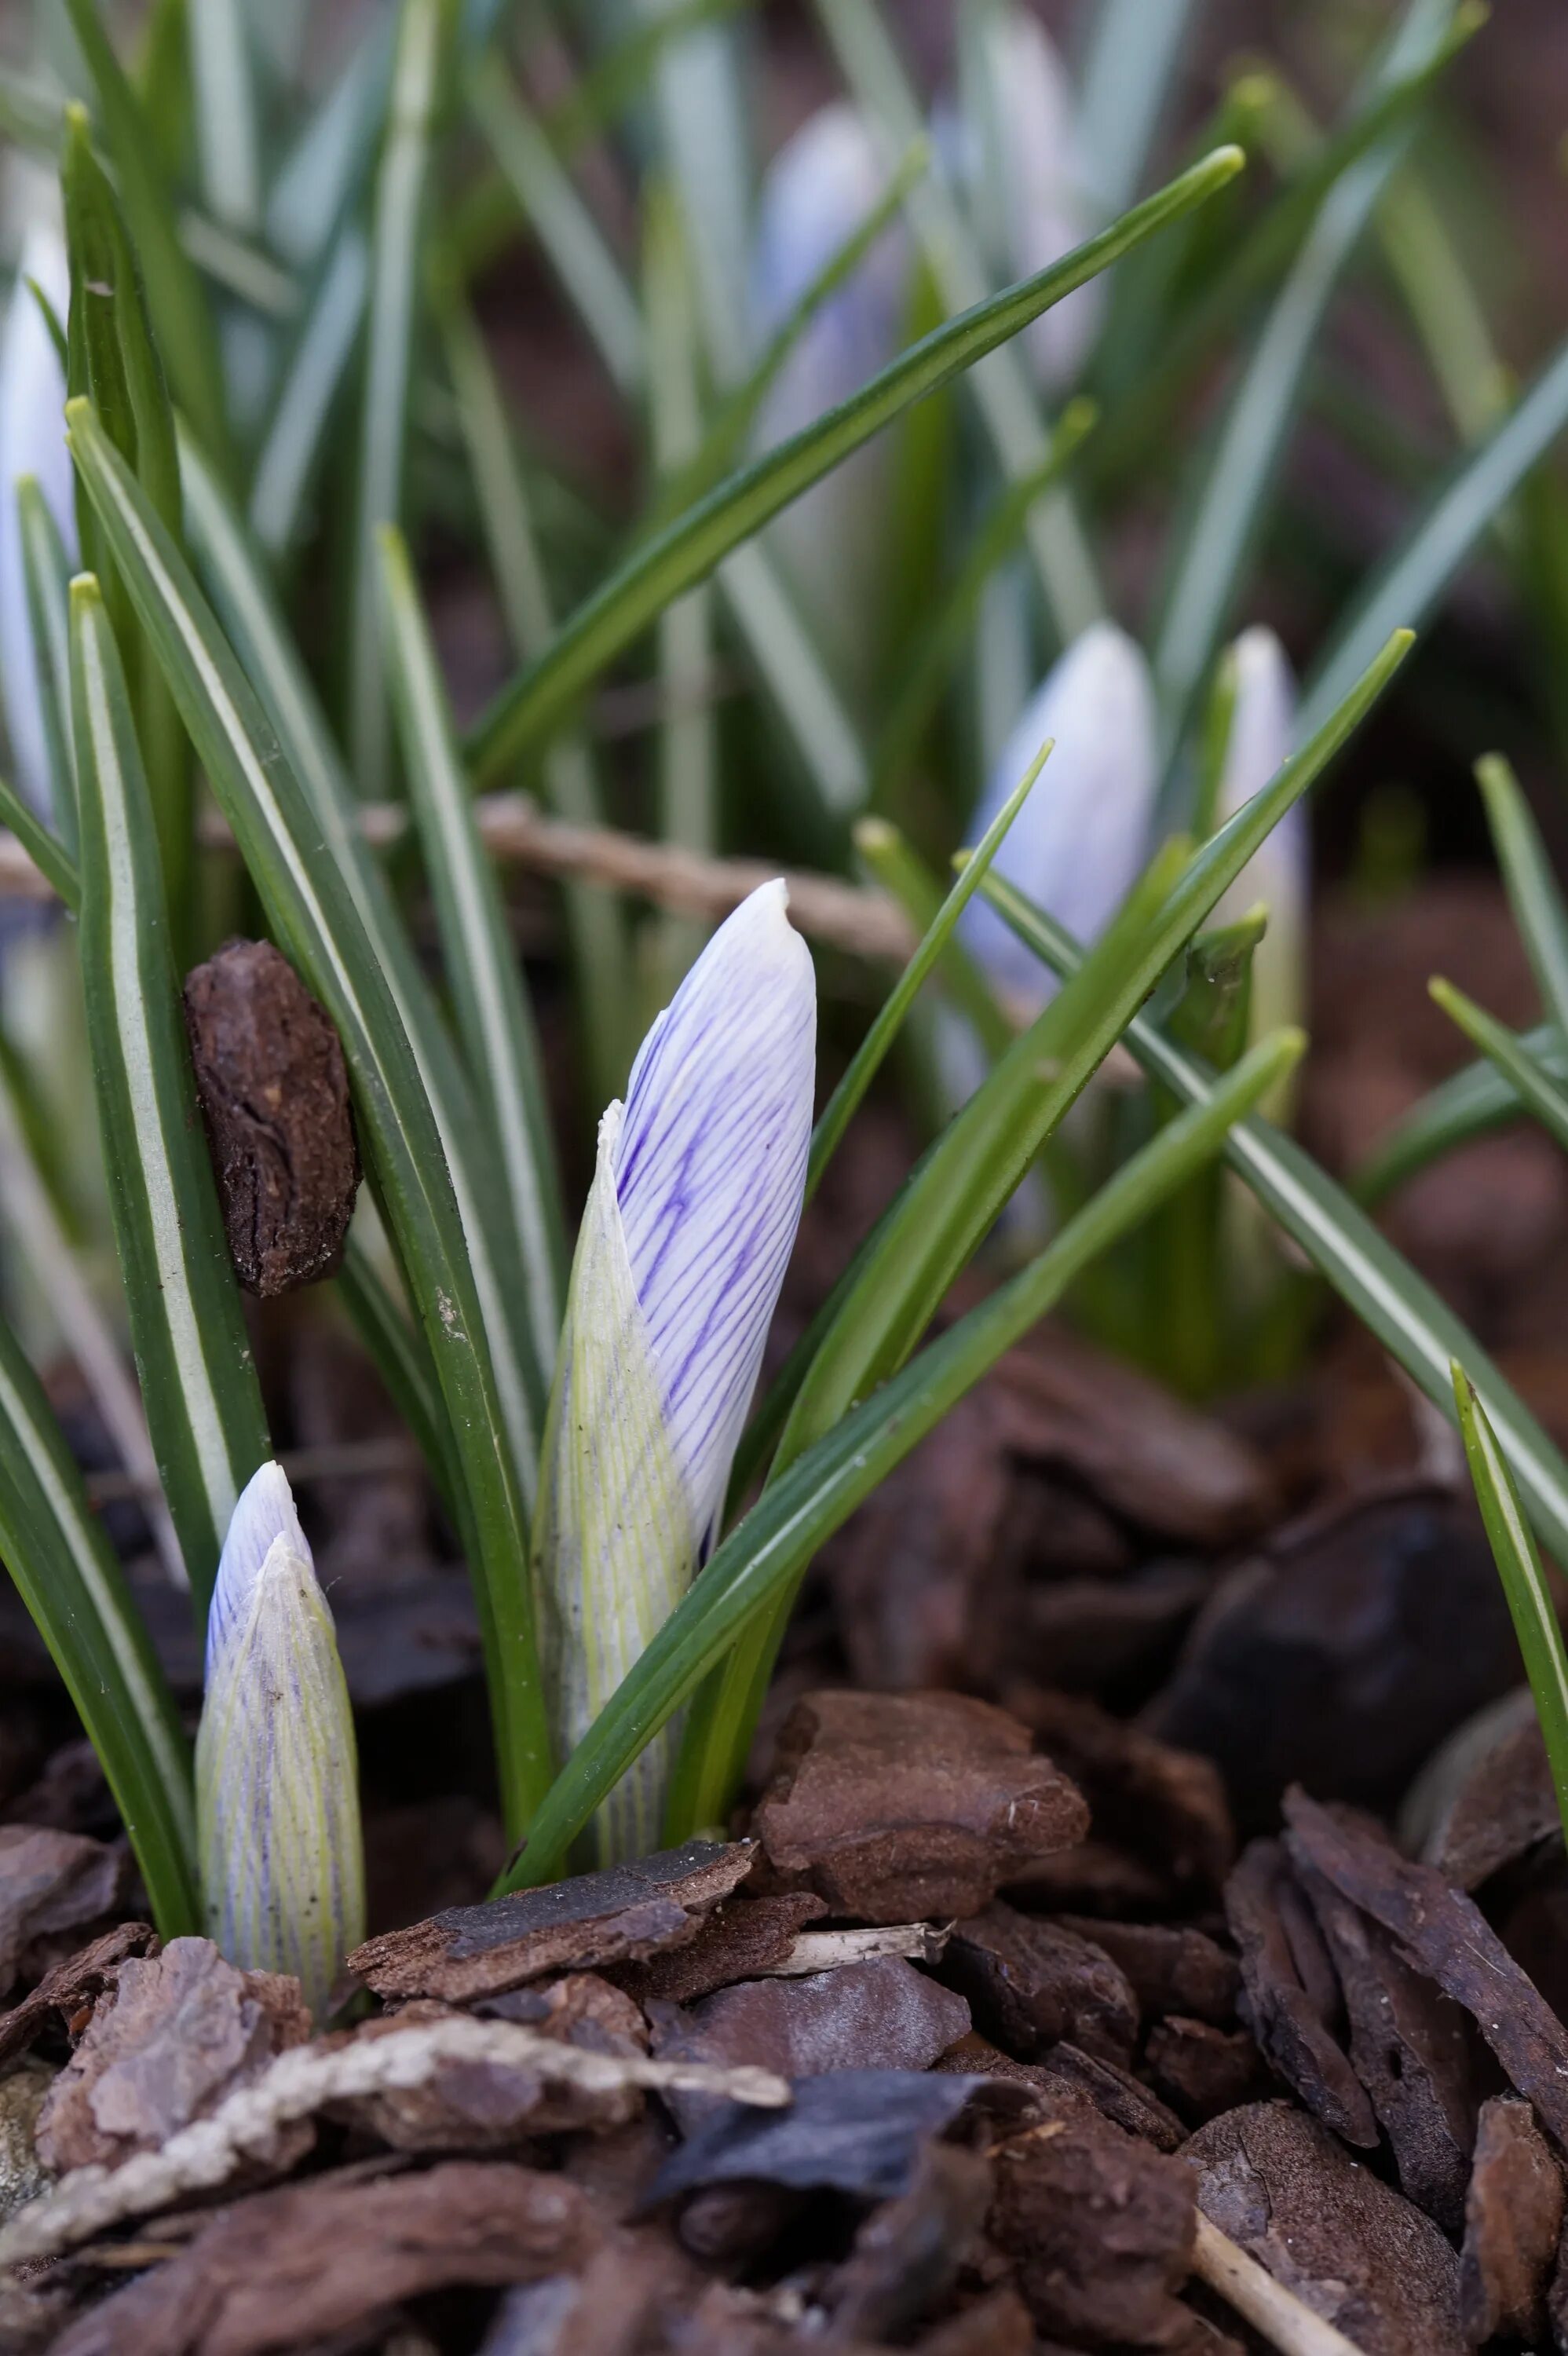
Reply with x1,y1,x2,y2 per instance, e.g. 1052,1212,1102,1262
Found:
335,1233,462,1528
0,1306,198,1935
67,398,554,1838
0,763,79,911
1354,1023,1566,1205
1428,979,1568,1158
1473,754,1568,1034
516,1025,1303,1882
16,477,77,850
1452,1364,1568,1860
248,229,370,560
70,576,272,1608
465,141,1244,780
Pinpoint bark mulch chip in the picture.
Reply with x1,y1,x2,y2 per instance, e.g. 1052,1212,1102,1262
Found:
1184,2099,1466,2356
1223,1835,1377,2147
348,1837,755,1999
0,1827,128,1998
1282,1785,1568,2146
0,1921,155,2067
35,1936,310,2173
937,2029,1185,2151
827,2140,992,2343
1054,1916,1241,2026
1003,1690,1234,1904
1143,2018,1270,2127
609,1890,827,2007
1459,2093,1565,2346
645,2068,990,2208
1042,2041,1187,2153
751,1689,1089,1923
988,2115,1200,2351
941,1902,1139,2064
184,935,360,1297
47,2158,601,2356
1428,1705,1559,1890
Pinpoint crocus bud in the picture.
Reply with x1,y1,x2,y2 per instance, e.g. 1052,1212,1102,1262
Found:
534,882,816,1862
956,8,1102,391
196,1462,364,2020
751,104,909,678
1211,626,1307,1045
0,221,75,819
959,622,1159,1020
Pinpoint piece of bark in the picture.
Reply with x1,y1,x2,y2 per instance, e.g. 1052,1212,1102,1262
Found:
1459,2096,1564,2345
0,2060,53,2225
935,2030,1182,2151
49,2160,601,2356
941,1903,1139,2064
646,2069,988,2207
1224,1838,1376,2146
184,936,360,1296
1282,1787,1568,2148
1290,1842,1478,2230
1147,1483,1520,1829
1054,1917,1241,2027
348,1838,755,2000
1184,2102,1465,2356
0,1923,156,2067
828,2142,992,2342
1145,2018,1271,2127
480,2236,704,2356
609,1893,826,2007
0,1827,128,1997
1044,2041,1187,2153
35,1936,309,2173
752,1691,1088,1924
471,1971,649,2056
332,2004,645,2146
648,1954,970,2134
989,2116,1198,2349
1006,1690,1234,1898
1429,1709,1559,1890
918,2286,1036,2356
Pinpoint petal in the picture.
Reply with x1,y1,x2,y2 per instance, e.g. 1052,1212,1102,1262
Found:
196,1502,364,2020
616,880,816,1550
1213,626,1307,1039
959,622,1157,1014
0,221,75,820
205,1458,309,1677
973,9,1102,390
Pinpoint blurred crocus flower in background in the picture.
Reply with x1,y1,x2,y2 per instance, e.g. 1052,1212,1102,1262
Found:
0,216,74,821
959,620,1159,1019
751,104,910,681
534,881,816,1864
1210,626,1307,1048
196,1462,365,2021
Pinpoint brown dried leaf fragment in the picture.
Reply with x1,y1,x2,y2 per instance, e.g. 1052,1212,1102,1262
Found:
752,1691,1088,1924
1460,2095,1564,2346
989,2115,1198,2349
184,937,360,1296
349,1838,755,2001
47,2160,602,2356
0,1827,129,1998
1223,1838,1376,2146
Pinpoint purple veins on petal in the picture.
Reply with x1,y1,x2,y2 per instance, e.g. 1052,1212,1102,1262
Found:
615,880,816,1548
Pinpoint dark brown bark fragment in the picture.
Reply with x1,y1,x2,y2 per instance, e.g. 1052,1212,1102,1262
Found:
1460,2094,1563,2346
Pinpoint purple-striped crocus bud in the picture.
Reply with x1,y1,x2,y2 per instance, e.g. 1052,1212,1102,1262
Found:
195,1462,364,2020
1211,626,1307,1048
533,883,816,1863
751,104,910,676
0,221,75,819
959,622,1158,1020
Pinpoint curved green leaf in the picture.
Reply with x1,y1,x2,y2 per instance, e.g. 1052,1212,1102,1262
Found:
1354,1023,1566,1205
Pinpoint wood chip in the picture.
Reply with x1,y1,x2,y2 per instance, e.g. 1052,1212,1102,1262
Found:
1459,2095,1564,2345
0,1828,128,1998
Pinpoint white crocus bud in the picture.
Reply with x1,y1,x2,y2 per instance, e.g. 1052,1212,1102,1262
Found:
534,883,816,1864
196,1463,365,2021
960,7,1102,392
751,104,910,679
1211,626,1307,1045
0,223,75,818
959,621,1159,1021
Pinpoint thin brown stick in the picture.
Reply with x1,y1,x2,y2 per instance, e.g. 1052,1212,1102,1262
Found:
1191,2212,1368,2356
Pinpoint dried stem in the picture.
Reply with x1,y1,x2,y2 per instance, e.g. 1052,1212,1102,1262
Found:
1191,2211,1369,2356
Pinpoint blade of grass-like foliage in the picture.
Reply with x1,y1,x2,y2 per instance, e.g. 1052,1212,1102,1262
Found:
1429,978,1568,1158
1299,338,1568,741
1354,1023,1566,1205
1152,0,1460,749
1076,0,1196,214
468,56,645,400
0,1308,199,1933
517,1026,1302,1879
466,142,1244,780
70,401,554,1835
433,282,634,1108
817,0,1103,642
349,0,441,798
638,0,755,386
188,0,261,235
16,477,76,848
249,231,370,559
62,0,231,477
1473,754,1568,1030
981,870,1568,1568
1380,166,1507,447
69,576,271,1608
853,812,1017,1062
379,528,566,1375
1453,1364,1568,1857
266,22,391,270
0,60,63,149
336,1231,459,1524
806,755,1044,1201
0,769,79,909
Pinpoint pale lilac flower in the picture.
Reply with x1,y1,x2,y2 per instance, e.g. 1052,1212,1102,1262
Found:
959,621,1158,1018
1211,625,1307,1044
196,1462,364,2019
0,222,75,819
534,883,816,1860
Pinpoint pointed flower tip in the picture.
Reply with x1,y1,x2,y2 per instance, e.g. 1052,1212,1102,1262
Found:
207,1459,312,1671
